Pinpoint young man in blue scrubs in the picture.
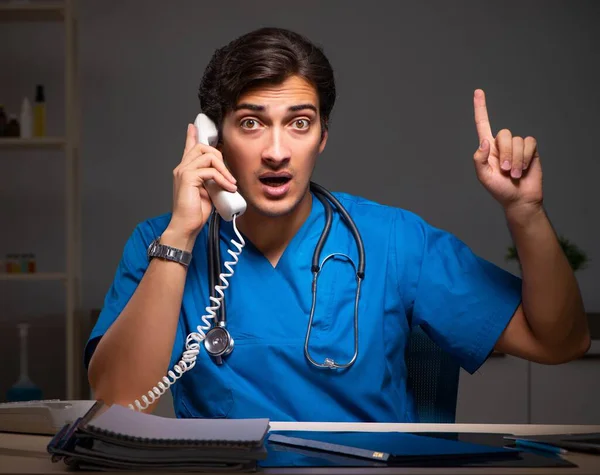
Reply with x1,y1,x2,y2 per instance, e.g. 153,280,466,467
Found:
86,27,590,422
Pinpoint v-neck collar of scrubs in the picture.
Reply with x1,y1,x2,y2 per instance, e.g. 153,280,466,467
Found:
218,191,324,272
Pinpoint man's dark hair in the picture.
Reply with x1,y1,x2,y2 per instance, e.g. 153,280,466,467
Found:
199,27,335,139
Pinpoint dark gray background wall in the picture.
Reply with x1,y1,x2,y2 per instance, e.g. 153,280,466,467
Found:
1,0,598,420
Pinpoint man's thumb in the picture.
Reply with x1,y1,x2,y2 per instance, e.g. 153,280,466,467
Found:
473,139,490,168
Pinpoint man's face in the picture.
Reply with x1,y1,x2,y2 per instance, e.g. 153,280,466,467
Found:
220,75,328,218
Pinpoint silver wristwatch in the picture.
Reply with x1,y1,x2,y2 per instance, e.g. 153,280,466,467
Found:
147,237,192,267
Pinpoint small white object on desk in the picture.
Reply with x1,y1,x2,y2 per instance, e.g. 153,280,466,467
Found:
0,400,96,436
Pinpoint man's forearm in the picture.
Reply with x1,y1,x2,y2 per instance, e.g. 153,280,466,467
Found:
506,204,590,353
88,230,193,411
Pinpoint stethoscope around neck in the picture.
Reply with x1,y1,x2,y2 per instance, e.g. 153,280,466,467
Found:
204,181,366,370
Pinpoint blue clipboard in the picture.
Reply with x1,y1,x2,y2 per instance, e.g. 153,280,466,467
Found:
267,431,522,466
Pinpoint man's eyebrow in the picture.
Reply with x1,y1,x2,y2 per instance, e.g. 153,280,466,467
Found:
233,103,317,113
234,103,264,112
288,104,317,113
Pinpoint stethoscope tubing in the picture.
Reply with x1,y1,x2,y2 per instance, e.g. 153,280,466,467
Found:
207,181,365,369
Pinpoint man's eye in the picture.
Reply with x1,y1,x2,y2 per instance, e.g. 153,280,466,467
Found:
294,119,310,129
241,119,259,129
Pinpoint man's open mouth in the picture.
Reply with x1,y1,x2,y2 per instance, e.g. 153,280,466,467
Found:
259,175,292,187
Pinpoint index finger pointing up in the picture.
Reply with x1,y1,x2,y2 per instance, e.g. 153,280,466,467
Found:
474,89,493,142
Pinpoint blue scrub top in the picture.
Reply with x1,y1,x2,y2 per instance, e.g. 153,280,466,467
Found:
85,191,522,422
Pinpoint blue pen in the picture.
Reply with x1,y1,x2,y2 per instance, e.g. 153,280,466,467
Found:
515,439,568,455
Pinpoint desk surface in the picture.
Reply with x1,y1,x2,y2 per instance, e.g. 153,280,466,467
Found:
1,422,599,475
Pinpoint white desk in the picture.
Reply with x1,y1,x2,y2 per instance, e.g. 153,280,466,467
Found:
1,422,599,474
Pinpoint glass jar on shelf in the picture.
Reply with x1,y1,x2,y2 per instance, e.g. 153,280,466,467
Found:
6,254,21,273
23,253,36,273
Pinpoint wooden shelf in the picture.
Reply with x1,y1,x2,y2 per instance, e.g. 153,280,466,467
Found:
1,0,82,400
0,2,65,22
0,272,66,282
0,137,66,149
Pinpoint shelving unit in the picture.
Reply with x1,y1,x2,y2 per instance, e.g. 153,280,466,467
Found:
0,0,82,400
0,2,65,22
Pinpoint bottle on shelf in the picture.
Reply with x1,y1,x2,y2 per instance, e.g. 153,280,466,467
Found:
6,323,43,402
23,253,36,273
33,85,46,137
5,115,20,137
6,254,21,273
20,97,33,138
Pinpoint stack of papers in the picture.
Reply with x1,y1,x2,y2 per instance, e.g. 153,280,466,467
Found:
46,401,270,472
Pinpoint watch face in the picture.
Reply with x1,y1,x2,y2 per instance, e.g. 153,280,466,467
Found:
148,239,159,257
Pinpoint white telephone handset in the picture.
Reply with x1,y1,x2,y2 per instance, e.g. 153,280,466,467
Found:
193,113,247,221
128,115,247,412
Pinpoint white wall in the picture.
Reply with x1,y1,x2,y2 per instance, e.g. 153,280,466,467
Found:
1,0,598,419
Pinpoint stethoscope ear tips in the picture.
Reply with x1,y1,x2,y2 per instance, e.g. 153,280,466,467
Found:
204,326,235,363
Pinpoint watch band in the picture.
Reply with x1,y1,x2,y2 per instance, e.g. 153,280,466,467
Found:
147,237,192,267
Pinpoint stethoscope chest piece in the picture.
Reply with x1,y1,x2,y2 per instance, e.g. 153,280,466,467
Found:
204,326,234,364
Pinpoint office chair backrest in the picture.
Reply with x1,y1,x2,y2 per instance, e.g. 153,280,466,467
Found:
405,326,460,423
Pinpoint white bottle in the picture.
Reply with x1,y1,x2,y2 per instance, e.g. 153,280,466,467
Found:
20,97,33,138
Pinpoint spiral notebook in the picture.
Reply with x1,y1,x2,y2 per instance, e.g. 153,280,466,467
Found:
79,402,269,448
47,401,270,472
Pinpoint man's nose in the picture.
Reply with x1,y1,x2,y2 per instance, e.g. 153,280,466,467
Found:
261,128,291,166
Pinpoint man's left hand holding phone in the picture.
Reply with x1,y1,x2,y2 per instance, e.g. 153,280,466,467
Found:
164,123,238,251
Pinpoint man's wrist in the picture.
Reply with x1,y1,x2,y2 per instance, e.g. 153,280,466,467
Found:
504,202,545,228
160,227,198,253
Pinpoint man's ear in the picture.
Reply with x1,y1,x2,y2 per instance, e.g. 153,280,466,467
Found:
318,127,329,154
